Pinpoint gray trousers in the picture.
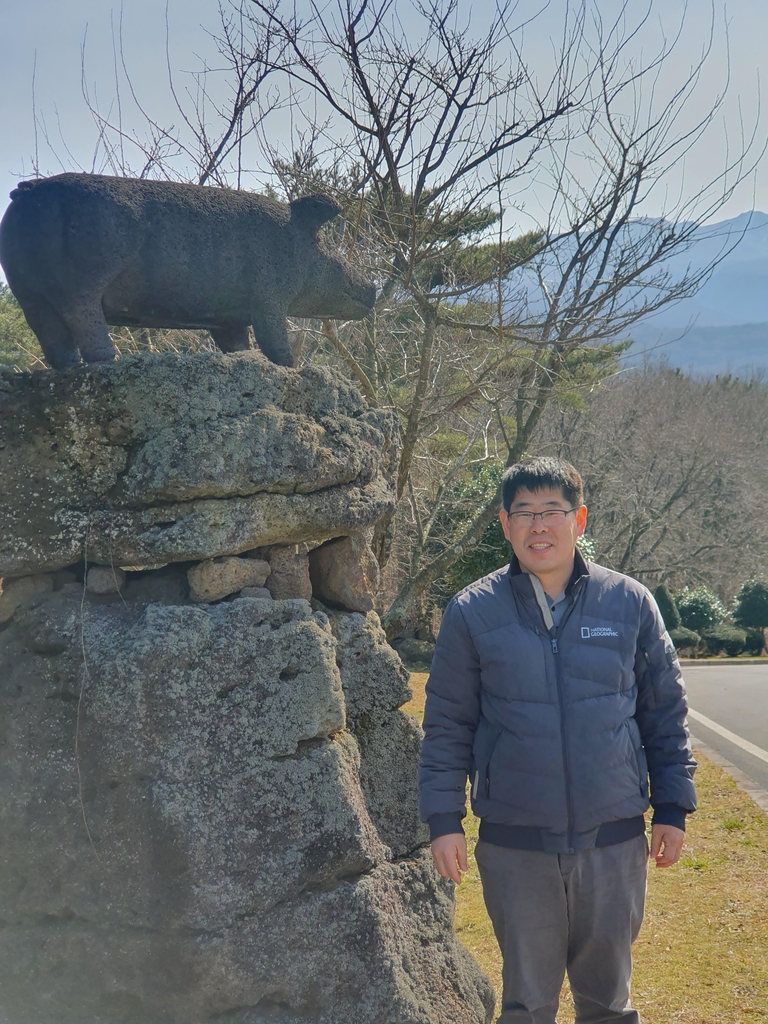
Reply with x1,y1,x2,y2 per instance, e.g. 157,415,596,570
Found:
475,834,648,1024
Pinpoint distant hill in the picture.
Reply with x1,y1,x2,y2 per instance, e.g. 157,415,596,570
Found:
633,211,768,328
625,211,768,375
627,322,768,375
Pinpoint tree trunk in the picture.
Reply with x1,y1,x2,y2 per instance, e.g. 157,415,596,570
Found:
396,313,436,502
375,312,436,577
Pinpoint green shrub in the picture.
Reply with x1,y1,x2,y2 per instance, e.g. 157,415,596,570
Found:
576,534,596,561
733,580,768,656
668,626,701,652
654,583,681,631
744,628,766,656
700,624,747,657
733,578,768,631
675,587,726,632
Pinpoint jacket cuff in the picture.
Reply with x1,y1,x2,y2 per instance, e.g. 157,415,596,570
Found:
651,803,688,831
428,812,466,841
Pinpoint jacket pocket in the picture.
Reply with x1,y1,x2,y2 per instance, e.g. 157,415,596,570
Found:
471,722,502,801
638,746,649,798
629,734,649,798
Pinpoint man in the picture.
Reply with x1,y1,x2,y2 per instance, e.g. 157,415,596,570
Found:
418,456,696,1024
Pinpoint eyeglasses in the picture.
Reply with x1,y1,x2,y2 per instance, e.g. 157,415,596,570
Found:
506,507,578,524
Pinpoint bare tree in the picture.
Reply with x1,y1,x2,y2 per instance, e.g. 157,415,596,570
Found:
368,8,762,633
242,0,587,568
538,365,768,599
24,3,287,186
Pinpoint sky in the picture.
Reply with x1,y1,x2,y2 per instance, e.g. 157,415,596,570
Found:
1,0,766,227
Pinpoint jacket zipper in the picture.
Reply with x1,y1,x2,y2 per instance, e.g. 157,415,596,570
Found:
550,632,575,852
545,582,584,853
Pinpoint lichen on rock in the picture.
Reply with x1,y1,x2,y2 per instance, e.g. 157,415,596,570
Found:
0,352,493,1024
0,351,397,579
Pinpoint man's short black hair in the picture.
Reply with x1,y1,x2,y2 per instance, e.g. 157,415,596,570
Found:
501,456,584,511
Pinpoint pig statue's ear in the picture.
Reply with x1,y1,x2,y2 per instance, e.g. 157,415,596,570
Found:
289,195,342,234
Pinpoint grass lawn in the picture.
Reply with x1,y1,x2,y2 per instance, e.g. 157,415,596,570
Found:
407,672,768,1023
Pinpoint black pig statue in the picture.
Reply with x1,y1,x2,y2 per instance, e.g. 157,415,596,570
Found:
0,173,375,370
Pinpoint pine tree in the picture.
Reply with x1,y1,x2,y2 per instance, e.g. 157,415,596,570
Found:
733,579,768,655
654,583,681,631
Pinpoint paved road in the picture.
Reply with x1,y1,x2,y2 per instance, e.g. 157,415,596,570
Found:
681,663,768,796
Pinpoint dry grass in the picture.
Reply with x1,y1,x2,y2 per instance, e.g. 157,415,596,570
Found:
408,672,768,1023
402,671,428,721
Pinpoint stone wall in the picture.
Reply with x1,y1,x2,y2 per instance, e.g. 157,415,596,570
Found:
0,352,493,1024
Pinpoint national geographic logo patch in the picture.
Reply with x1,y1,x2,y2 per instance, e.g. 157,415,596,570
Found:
581,626,619,638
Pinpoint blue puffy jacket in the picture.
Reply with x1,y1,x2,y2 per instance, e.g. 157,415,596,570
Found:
418,552,697,853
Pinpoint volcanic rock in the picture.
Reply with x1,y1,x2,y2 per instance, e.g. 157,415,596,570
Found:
188,556,271,602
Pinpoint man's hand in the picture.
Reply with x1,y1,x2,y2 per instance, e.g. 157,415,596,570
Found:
431,833,468,884
650,823,685,867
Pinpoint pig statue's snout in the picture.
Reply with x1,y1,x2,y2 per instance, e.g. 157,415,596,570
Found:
322,258,377,318
346,276,377,317
288,243,376,322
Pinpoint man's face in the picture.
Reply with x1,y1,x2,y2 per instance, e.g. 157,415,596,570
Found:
498,486,588,580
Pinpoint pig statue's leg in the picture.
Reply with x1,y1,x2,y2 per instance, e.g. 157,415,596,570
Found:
12,288,80,370
210,325,252,353
251,308,294,366
61,297,116,364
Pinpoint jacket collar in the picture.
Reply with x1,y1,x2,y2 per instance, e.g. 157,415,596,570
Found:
507,547,591,600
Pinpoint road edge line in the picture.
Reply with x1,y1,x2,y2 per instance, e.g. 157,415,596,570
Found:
689,733,768,816
687,708,768,764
